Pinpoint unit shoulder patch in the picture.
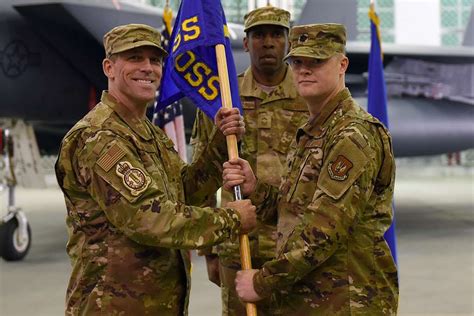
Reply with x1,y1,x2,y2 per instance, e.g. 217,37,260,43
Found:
318,137,369,200
115,161,151,196
328,155,353,181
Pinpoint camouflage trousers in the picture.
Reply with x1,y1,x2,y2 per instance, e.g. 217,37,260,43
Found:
219,257,273,316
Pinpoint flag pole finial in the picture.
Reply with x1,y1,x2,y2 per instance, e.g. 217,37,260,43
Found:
163,0,173,35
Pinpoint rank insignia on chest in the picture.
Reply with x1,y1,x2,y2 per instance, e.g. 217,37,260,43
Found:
258,113,272,129
328,155,353,181
116,161,151,196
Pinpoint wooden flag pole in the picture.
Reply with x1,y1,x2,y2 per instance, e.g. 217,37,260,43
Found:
215,43,257,316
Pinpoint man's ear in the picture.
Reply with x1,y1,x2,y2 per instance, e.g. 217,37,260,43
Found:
339,55,349,74
243,36,249,52
102,58,114,79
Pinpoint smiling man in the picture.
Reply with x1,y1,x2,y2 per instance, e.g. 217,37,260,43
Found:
55,24,257,315
222,23,399,315
190,6,308,315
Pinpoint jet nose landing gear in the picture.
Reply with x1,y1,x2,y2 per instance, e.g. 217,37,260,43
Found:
0,128,32,261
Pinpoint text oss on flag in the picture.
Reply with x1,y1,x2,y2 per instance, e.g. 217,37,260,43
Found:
156,0,242,120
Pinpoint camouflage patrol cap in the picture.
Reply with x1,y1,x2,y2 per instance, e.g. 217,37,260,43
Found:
103,23,168,57
244,6,290,32
285,23,346,60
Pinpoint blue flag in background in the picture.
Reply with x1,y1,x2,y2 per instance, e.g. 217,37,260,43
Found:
368,4,398,264
156,0,242,119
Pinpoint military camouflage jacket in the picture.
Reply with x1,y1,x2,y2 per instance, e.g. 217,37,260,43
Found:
191,66,308,263
55,92,242,315
250,88,399,315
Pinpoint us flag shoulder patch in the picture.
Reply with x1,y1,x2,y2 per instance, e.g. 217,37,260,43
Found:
97,144,126,172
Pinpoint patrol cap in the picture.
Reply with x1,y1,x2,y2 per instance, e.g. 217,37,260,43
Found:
285,23,346,60
244,6,290,32
103,23,168,57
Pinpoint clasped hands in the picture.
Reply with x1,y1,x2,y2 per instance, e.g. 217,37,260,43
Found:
223,157,263,302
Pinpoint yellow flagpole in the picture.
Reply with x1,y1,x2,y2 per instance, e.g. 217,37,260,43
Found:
163,0,173,34
215,43,257,316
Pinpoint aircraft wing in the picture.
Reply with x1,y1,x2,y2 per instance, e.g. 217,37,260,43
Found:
355,97,474,157
13,0,165,89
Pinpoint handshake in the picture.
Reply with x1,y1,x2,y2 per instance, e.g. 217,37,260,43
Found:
222,158,258,234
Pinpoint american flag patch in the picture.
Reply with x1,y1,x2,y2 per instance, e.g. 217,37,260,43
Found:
97,144,126,172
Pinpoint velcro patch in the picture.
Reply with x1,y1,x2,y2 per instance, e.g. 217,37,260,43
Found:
349,132,367,149
242,100,256,109
96,144,126,172
305,138,324,148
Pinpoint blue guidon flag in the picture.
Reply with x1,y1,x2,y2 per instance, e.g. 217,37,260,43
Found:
368,2,398,265
156,0,242,120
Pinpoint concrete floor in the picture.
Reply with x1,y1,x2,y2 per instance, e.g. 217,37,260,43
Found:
0,170,473,315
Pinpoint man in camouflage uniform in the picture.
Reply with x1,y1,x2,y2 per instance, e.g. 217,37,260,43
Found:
55,24,257,315
191,6,308,315
223,23,399,315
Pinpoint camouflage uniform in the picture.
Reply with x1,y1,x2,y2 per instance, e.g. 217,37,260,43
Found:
55,24,243,316
191,16,308,314
248,24,399,315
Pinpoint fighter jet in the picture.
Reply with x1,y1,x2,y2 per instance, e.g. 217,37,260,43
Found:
0,0,170,154
1,0,169,261
2,0,473,156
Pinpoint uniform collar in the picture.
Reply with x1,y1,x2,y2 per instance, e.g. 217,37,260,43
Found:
297,88,351,141
239,65,298,102
101,91,153,140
